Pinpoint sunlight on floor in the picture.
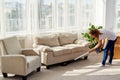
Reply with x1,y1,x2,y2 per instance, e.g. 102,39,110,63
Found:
63,60,120,76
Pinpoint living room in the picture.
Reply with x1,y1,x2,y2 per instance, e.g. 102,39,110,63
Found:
0,0,120,80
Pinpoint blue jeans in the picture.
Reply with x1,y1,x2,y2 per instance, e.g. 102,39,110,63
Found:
102,38,117,65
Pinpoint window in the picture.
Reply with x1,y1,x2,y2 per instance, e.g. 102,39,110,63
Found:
68,0,76,27
0,0,38,36
3,0,26,33
0,0,96,36
57,0,64,28
39,0,53,30
0,22,1,34
39,0,95,32
115,0,120,32
80,0,95,30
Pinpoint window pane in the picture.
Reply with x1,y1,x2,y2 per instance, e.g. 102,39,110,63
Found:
68,15,75,26
4,0,26,32
0,14,2,35
117,22,120,28
115,0,120,31
68,0,76,27
58,0,64,27
68,0,75,14
38,0,95,31
39,0,53,29
0,23,1,34
80,0,94,29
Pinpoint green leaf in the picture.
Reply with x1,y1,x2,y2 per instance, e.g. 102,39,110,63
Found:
97,26,103,29
81,24,103,48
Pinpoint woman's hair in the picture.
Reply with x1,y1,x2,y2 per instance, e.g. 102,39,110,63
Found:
89,29,101,38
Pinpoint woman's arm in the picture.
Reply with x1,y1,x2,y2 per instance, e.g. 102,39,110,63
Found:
89,40,102,53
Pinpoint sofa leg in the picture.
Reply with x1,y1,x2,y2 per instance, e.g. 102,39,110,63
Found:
22,76,27,80
46,65,50,69
37,67,41,72
84,56,88,60
61,62,68,66
2,73,8,77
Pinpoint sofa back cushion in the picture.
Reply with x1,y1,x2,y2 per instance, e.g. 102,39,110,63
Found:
58,33,77,45
34,34,60,47
2,36,22,55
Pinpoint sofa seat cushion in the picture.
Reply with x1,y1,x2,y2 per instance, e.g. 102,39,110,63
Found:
51,46,72,56
63,44,88,53
26,56,40,69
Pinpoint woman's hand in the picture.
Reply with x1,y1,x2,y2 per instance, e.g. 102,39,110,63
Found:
88,49,94,53
89,40,103,53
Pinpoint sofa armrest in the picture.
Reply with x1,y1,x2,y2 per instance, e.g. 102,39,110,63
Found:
1,55,27,74
21,48,40,56
74,39,90,46
36,45,53,52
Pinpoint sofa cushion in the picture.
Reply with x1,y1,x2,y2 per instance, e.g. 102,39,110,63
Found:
58,33,77,45
36,45,53,52
51,46,72,56
34,34,60,47
63,44,87,53
2,36,22,55
26,56,40,69
74,39,90,46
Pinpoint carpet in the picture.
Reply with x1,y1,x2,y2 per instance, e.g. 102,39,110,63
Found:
0,52,120,80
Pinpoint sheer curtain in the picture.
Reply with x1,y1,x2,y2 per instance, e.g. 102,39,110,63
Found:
0,0,39,38
0,0,27,37
38,0,97,33
0,0,105,36
115,0,120,32
105,0,120,32
0,0,107,49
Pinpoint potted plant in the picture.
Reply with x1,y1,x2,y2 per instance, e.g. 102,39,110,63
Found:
81,24,103,53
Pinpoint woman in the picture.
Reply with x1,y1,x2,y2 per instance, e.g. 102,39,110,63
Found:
88,29,117,67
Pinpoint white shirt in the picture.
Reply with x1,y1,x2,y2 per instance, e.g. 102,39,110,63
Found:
99,29,117,41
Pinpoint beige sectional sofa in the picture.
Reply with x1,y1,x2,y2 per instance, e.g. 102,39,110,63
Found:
33,32,90,69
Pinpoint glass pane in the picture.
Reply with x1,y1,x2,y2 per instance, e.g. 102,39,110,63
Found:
116,0,120,5
39,0,53,29
58,0,64,27
0,14,2,34
4,0,26,32
68,15,75,26
68,0,76,27
58,16,63,27
117,23,120,28
80,0,94,29
117,11,120,17
0,23,1,34
116,0,120,30
58,0,64,15
68,0,75,14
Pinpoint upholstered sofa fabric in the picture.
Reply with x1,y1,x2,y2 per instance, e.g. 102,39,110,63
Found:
2,36,22,55
34,34,60,47
51,46,72,56
58,33,77,45
63,44,86,53
36,45,53,52
1,36,41,80
33,32,89,67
